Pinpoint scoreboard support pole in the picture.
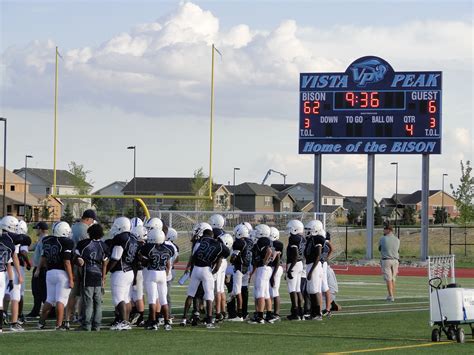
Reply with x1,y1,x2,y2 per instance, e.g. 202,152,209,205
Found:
313,154,322,216
366,154,375,259
421,154,430,260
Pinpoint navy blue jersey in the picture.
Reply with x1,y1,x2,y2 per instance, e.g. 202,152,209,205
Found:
269,239,284,267
17,234,32,267
286,234,305,263
110,232,138,273
304,235,325,264
140,243,175,271
252,237,272,267
75,239,109,287
42,236,74,271
0,237,15,273
193,236,230,268
231,238,253,273
1,231,28,247
212,228,225,238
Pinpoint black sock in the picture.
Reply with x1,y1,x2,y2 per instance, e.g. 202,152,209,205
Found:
266,311,272,319
315,304,321,316
257,312,264,319
0,311,3,329
237,309,242,318
297,306,303,317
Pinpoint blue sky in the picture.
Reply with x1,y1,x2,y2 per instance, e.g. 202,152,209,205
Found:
0,0,472,199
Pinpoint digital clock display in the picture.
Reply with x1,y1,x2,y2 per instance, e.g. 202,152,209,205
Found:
299,56,442,155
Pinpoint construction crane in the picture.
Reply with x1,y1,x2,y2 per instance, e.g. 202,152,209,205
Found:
261,169,287,185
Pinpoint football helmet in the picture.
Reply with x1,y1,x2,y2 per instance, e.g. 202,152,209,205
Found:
167,227,178,242
110,217,131,237
130,217,143,228
209,214,225,229
254,224,271,239
233,223,249,239
219,233,233,249
0,216,19,233
191,222,212,239
286,220,304,235
53,221,72,238
243,222,253,231
17,220,28,234
269,227,280,241
144,217,163,231
304,220,324,237
147,229,165,244
131,224,148,241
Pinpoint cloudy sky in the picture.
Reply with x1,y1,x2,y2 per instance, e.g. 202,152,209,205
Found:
1,0,472,200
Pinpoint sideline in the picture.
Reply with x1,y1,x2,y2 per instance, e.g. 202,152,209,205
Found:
324,341,456,354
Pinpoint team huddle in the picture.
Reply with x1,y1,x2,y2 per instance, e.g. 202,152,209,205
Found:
0,212,339,332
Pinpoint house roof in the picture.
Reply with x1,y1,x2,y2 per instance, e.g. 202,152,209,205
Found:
2,191,42,206
122,177,195,194
93,181,127,195
399,190,440,205
0,167,29,184
230,183,278,196
276,183,343,197
13,168,92,187
271,184,293,192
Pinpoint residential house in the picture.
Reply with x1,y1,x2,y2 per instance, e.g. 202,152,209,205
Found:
272,183,344,210
0,167,62,221
343,196,379,225
122,177,232,211
14,167,92,217
92,181,128,218
395,190,458,222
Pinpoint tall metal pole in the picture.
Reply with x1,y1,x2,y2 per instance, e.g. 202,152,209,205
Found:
366,154,375,259
391,162,398,227
53,47,59,195
313,154,322,216
0,117,6,215
442,173,448,225
23,155,33,219
208,44,216,200
233,167,240,211
127,146,136,215
421,154,430,260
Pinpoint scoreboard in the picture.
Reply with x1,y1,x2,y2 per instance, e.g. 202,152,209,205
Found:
299,56,442,154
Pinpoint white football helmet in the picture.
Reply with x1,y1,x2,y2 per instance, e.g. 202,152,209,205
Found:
233,223,249,239
131,224,148,241
166,228,178,242
304,220,324,237
191,222,213,238
130,217,143,228
209,214,225,229
269,227,280,241
147,229,165,244
286,220,304,235
1,216,19,233
144,217,163,231
53,221,71,238
110,217,131,237
254,224,271,240
219,233,233,249
17,220,28,234
243,222,253,232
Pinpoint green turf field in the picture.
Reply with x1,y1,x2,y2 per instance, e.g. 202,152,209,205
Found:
1,271,473,354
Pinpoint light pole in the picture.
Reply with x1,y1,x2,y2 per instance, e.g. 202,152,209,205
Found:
127,146,136,215
24,155,33,220
442,173,448,225
233,167,240,212
391,162,398,228
0,118,6,216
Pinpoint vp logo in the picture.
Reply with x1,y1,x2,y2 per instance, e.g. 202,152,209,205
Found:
350,59,387,87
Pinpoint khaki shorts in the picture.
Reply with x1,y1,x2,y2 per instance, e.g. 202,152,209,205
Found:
381,259,399,282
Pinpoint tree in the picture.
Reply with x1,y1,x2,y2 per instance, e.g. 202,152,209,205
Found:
191,167,213,211
346,208,358,225
61,204,74,225
433,206,448,224
40,200,53,220
450,160,474,225
374,206,383,226
401,206,416,225
68,161,93,195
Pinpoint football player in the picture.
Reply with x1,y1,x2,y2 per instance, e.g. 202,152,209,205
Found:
228,223,252,322
269,227,283,321
249,224,274,324
106,217,138,331
1,216,27,331
139,229,174,331
321,230,341,314
304,220,327,320
129,223,147,327
181,223,230,328
14,220,32,325
285,220,306,320
0,223,15,333
165,227,179,321
215,233,233,322
36,221,74,330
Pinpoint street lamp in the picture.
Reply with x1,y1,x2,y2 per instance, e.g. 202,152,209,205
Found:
23,155,33,220
391,162,399,227
0,118,6,216
442,173,448,225
127,146,136,215
233,167,240,212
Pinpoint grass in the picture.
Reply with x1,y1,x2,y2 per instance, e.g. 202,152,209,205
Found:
2,271,474,354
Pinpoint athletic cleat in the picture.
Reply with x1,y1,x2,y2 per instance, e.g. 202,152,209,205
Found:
248,317,264,324
312,315,323,321
129,313,140,325
265,314,277,324
18,315,25,325
110,321,120,330
322,310,332,318
118,321,132,331
386,296,395,302
227,316,243,322
37,320,46,330
205,322,216,329
2,312,9,325
180,318,189,327
158,317,164,326
145,322,158,331
164,323,172,331
55,324,69,331
9,323,25,332
286,314,301,321
272,315,281,322
215,313,224,323
63,321,70,330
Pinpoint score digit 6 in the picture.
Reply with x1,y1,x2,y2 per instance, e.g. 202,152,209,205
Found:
303,101,320,114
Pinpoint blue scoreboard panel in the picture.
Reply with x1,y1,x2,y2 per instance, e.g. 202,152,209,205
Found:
299,56,442,154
